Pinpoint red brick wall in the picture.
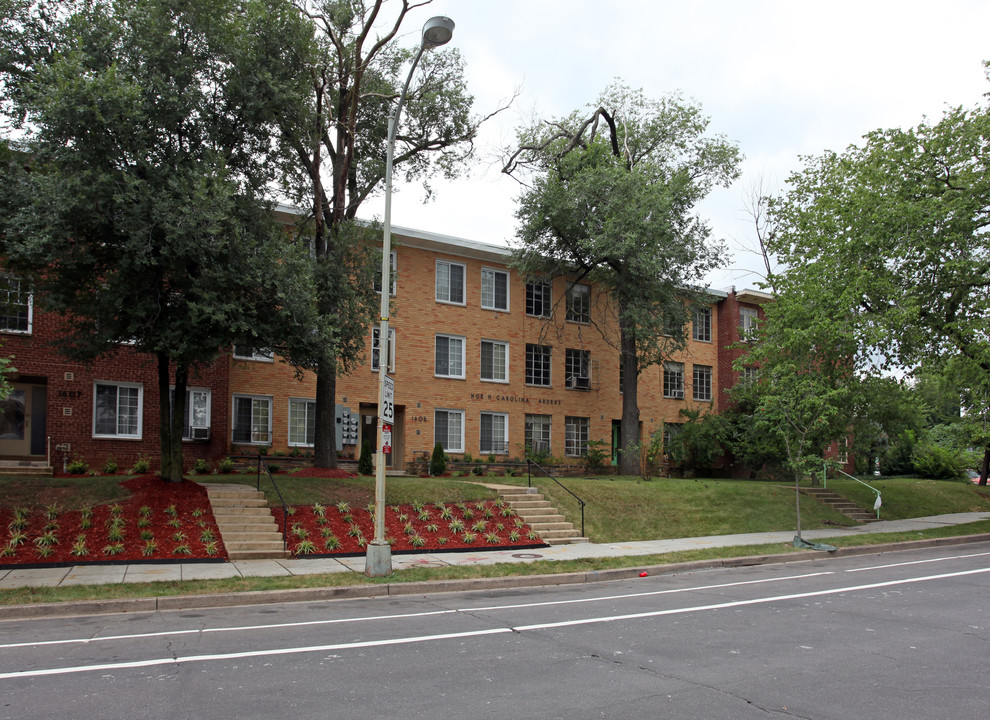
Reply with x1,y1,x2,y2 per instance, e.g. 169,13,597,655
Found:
2,308,229,473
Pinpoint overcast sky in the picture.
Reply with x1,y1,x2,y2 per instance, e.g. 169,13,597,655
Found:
363,0,990,290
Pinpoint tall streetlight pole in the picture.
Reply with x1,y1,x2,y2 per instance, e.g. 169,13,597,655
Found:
366,16,455,578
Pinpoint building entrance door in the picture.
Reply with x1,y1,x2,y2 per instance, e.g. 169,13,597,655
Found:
0,382,46,457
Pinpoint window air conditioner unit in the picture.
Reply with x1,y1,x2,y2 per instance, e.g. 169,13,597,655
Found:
568,375,590,390
191,426,211,441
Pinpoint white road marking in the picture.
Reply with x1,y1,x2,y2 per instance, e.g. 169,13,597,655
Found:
844,551,990,572
0,571,833,650
2,566,987,681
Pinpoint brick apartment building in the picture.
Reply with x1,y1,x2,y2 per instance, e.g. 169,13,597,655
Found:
3,222,844,475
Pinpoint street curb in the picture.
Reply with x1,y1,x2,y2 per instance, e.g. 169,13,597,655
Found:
2,533,988,621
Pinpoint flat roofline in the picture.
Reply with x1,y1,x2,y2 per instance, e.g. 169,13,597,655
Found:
735,288,774,304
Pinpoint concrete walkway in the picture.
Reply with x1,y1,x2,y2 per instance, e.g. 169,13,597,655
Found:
2,512,988,591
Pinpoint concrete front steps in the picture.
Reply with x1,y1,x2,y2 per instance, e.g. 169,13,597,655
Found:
497,488,589,545
0,460,53,476
801,487,879,523
203,483,290,560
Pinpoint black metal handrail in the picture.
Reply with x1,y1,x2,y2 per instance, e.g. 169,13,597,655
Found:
527,459,586,539
256,455,288,551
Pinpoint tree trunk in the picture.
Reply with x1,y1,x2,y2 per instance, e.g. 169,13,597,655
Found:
618,315,641,476
313,357,338,468
156,352,185,483
980,444,989,487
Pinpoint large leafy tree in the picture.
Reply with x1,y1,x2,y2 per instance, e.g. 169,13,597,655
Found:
241,0,503,467
768,67,990,484
502,82,741,474
0,0,313,481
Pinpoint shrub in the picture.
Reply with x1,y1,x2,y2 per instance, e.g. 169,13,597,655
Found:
102,457,119,474
429,442,447,476
66,455,89,475
358,439,374,475
191,458,211,474
912,442,967,480
130,455,151,474
217,457,235,474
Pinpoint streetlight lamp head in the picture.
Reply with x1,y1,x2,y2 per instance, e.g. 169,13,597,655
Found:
422,16,454,48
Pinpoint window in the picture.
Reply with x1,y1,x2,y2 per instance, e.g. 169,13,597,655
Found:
288,399,316,446
434,409,464,452
481,268,509,311
525,414,552,455
374,251,397,295
692,306,712,342
480,412,508,454
566,283,591,323
740,306,759,339
435,260,465,304
837,436,850,465
371,327,395,372
171,388,211,440
232,395,272,444
564,416,589,457
663,361,684,399
693,365,712,402
94,382,142,438
565,348,590,390
233,346,273,362
435,334,465,378
741,366,760,383
0,274,32,333
480,339,508,382
525,344,552,386
662,422,683,452
526,279,552,318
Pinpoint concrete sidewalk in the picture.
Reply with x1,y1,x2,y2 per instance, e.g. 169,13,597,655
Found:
2,512,988,591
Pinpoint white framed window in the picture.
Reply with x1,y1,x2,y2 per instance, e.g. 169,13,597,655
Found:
837,436,850,465
480,339,508,383
435,334,465,378
481,268,509,311
288,398,316,447
232,394,272,444
93,382,142,439
663,361,684,399
371,327,395,372
741,366,759,383
526,344,552,386
0,274,32,334
663,422,683,450
692,306,712,342
740,306,759,339
374,251,397,295
525,414,552,455
526,279,552,318
564,416,589,457
566,282,591,323
480,412,509,455
233,346,274,362
434,409,464,452
565,348,590,390
435,260,465,305
170,387,211,440
693,365,712,402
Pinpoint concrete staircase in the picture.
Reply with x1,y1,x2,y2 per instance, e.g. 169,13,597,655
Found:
0,460,53,476
801,487,879,523
203,483,290,560
497,487,589,545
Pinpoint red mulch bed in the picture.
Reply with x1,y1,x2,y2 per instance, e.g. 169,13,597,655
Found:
0,475,227,568
283,499,547,556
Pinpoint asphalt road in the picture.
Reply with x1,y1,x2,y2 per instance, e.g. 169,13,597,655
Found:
2,542,988,720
